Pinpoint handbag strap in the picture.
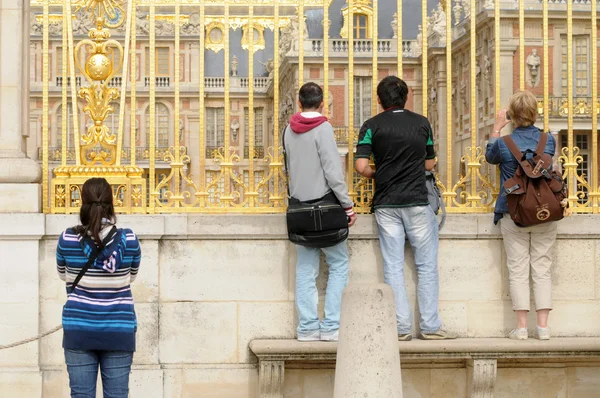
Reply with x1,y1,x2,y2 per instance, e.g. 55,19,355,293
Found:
438,194,446,230
68,226,117,295
282,124,291,198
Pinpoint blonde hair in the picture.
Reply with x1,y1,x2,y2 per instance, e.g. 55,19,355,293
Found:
508,91,539,127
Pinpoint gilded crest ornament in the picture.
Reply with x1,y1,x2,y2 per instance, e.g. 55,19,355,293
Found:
50,0,146,213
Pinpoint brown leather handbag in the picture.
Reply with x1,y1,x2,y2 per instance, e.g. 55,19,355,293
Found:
502,133,568,227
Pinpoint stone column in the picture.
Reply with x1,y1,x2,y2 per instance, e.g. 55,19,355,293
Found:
0,0,41,212
0,2,43,396
434,53,448,189
334,284,403,398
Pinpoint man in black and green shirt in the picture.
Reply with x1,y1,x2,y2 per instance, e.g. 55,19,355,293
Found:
355,76,455,341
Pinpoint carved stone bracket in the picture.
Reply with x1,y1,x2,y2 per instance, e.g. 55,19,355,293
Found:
259,360,285,398
469,358,497,398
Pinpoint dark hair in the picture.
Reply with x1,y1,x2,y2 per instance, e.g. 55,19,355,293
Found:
377,76,409,110
73,178,116,247
298,82,324,110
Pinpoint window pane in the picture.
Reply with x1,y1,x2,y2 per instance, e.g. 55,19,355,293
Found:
157,104,169,148
207,108,217,147
57,104,72,147
146,47,170,76
255,108,264,146
217,108,225,147
109,103,119,136
244,107,249,146
360,16,367,28
157,47,169,76
57,47,63,76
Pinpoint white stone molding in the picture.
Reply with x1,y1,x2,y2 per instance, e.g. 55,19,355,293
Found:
258,360,284,398
469,358,497,398
0,0,42,213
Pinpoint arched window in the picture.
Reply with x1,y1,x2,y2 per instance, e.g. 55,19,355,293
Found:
145,103,170,148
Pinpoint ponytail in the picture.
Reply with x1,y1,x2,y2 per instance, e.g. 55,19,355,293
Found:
74,178,116,248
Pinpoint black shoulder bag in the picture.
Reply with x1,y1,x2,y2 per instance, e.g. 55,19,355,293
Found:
282,126,349,248
67,226,117,295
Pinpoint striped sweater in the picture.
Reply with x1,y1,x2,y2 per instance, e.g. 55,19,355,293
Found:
56,226,141,352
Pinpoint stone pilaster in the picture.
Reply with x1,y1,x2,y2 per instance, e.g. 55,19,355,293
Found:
468,358,497,398
0,0,41,212
258,360,284,398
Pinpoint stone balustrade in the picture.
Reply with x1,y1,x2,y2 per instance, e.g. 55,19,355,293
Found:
300,39,418,58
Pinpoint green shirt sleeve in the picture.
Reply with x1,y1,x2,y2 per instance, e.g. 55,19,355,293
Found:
356,122,373,159
425,121,435,160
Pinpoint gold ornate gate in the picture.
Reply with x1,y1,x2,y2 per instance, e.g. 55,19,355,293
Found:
31,0,600,214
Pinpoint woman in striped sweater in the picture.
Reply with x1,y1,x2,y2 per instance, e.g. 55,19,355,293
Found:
56,178,141,398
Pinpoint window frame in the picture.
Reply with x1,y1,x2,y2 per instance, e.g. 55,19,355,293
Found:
206,107,225,148
145,46,171,77
353,76,372,128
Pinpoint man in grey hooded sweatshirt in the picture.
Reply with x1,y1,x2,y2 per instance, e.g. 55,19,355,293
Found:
284,82,357,342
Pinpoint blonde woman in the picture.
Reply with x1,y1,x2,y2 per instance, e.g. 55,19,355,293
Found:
485,91,557,340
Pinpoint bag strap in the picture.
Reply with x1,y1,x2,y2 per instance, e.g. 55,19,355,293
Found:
502,135,524,162
69,226,117,295
282,124,291,198
438,194,446,230
535,131,549,156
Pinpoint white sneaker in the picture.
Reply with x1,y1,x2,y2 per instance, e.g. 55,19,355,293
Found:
320,329,339,342
297,330,320,342
508,328,528,340
537,326,551,340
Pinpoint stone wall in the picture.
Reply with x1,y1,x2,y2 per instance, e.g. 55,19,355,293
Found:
1,214,600,397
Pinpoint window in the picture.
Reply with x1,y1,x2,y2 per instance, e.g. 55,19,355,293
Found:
145,47,170,76
353,14,368,39
56,47,68,76
562,133,590,203
561,35,590,96
354,77,372,128
107,103,120,135
56,104,73,148
206,107,225,148
243,170,267,205
244,107,265,149
206,170,224,204
145,103,169,148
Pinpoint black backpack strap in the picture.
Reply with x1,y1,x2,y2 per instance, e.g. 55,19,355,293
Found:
68,226,117,295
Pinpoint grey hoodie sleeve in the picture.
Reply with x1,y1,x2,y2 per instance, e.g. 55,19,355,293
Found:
316,123,354,209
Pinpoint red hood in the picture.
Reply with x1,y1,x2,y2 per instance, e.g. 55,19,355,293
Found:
290,113,329,133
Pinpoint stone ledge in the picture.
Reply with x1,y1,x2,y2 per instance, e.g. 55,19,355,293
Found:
250,337,600,359
250,338,600,398
28,213,600,240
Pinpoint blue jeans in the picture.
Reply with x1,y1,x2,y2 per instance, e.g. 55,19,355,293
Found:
64,349,133,398
375,206,442,334
295,240,349,336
